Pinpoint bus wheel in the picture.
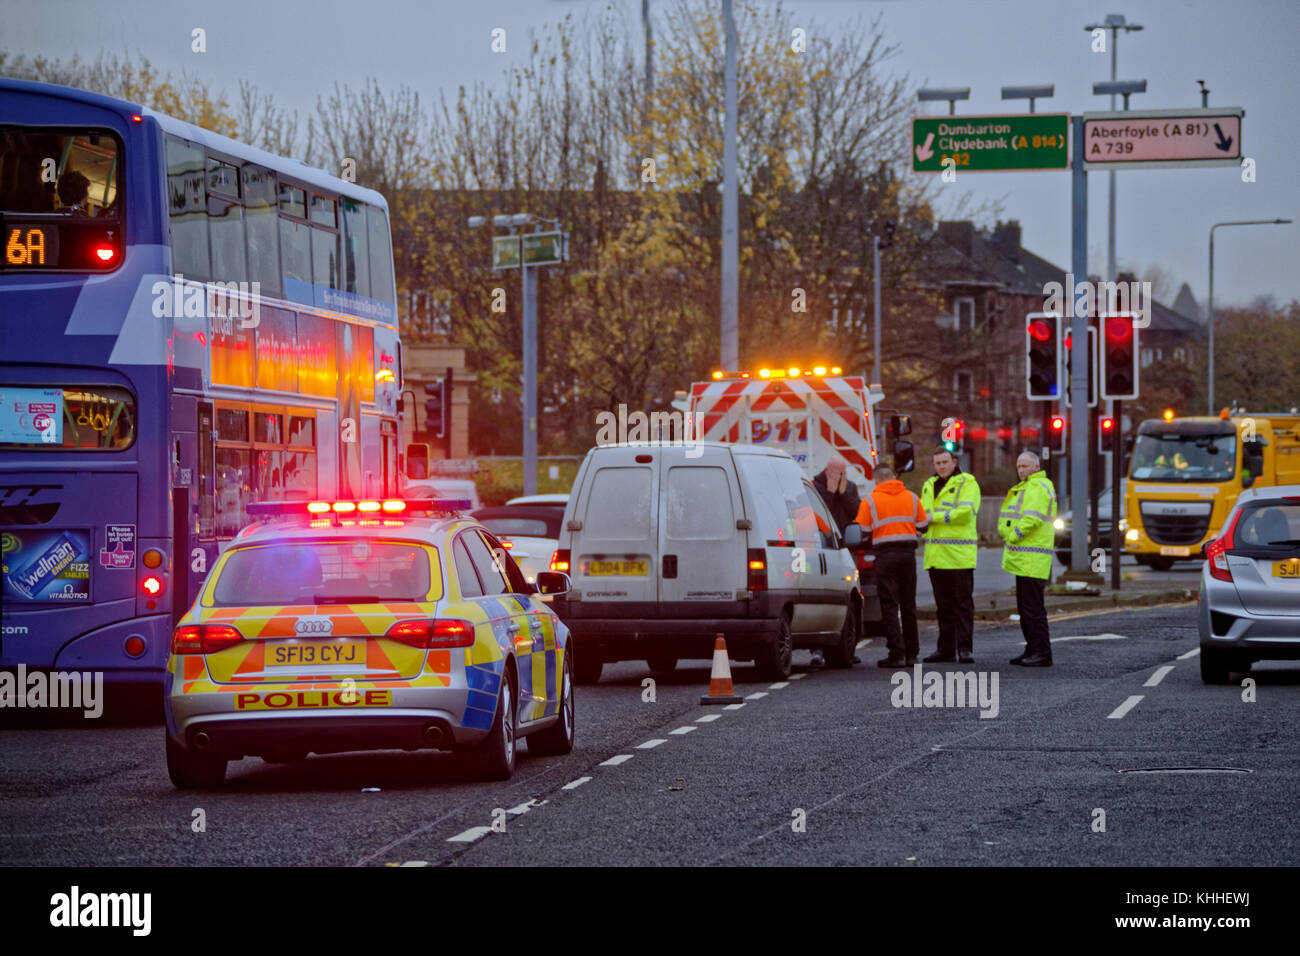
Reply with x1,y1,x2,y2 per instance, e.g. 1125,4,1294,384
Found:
166,734,227,789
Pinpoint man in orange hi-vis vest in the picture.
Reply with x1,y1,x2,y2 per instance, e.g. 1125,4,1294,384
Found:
855,464,928,668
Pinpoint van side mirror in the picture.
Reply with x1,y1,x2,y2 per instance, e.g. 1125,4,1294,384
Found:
842,524,865,548
892,440,915,474
535,571,571,595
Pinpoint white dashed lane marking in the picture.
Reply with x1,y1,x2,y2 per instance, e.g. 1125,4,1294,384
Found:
669,726,697,735
1177,647,1201,660
562,776,592,790
399,861,430,866
636,739,667,749
723,702,746,710
695,714,721,723
600,754,634,766
1144,665,1175,687
1108,695,1144,719
768,681,789,689
446,826,492,843
789,673,808,680
745,692,768,700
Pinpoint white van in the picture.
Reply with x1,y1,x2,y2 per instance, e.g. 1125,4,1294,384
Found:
551,442,863,682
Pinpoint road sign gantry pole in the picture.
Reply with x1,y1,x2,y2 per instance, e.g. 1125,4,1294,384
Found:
1069,115,1090,575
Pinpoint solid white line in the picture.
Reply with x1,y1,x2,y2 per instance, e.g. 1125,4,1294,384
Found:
399,861,430,867
600,754,634,766
1108,695,1144,720
636,739,667,749
745,691,768,700
695,714,721,723
446,826,492,843
1177,647,1201,660
670,726,697,735
562,776,592,790
1144,665,1175,687
789,673,808,680
768,681,790,689
723,702,746,710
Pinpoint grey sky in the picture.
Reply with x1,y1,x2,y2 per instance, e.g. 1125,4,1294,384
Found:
8,0,1299,309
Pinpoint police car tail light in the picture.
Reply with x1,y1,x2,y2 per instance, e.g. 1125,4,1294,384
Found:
747,549,767,591
550,549,570,572
1206,509,1243,583
385,618,474,649
172,624,244,654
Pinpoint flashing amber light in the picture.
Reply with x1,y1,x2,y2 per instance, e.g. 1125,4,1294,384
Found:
95,246,116,262
550,549,571,572
309,519,331,528
788,368,801,377
332,501,356,513
142,575,163,596
1163,408,1175,422
813,366,827,376
1219,407,1232,420
382,500,407,512
759,368,772,378
712,370,724,380
831,366,842,375
357,500,381,512
307,501,331,513
142,549,163,569
748,559,765,571
740,372,751,378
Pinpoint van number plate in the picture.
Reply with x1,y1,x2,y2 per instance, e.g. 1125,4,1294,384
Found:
588,560,647,576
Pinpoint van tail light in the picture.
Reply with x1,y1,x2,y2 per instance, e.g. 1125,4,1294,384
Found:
747,548,767,591
385,618,475,649
172,624,244,654
1205,508,1243,583
550,549,570,572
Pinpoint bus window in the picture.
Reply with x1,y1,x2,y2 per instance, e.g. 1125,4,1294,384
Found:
255,449,284,502
0,385,135,450
0,128,120,217
166,136,209,280
341,197,370,297
279,217,311,287
208,195,247,284
311,224,338,290
255,411,283,443
216,406,249,442
242,163,281,296
215,447,251,537
285,414,317,499
367,205,395,305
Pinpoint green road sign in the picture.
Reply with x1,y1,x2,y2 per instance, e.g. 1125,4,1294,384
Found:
911,113,1070,173
492,235,520,270
522,231,565,266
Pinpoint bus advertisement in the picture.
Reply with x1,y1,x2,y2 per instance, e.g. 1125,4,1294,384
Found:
0,78,403,697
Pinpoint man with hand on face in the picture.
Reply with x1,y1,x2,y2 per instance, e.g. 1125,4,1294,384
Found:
920,447,980,663
1000,451,1058,667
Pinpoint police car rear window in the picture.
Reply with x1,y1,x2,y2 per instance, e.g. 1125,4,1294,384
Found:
211,541,438,606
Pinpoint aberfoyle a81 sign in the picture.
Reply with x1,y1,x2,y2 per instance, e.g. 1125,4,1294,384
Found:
911,114,1070,172
1083,108,1244,169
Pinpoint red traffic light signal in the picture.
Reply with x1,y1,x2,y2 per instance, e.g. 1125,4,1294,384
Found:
1025,314,1061,400
1099,415,1116,453
1101,314,1139,399
1050,414,1067,455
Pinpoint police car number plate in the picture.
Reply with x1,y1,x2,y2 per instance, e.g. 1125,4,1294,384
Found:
267,641,364,666
589,560,647,576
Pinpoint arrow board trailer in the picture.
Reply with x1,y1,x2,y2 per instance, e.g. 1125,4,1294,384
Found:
688,373,882,493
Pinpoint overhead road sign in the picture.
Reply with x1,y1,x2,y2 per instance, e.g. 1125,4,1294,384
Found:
911,113,1070,173
1082,108,1243,169
522,231,566,266
492,235,520,270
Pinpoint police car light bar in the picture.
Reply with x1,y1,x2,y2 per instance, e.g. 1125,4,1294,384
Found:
246,499,472,518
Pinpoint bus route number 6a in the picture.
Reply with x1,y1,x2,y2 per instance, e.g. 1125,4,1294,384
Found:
6,227,47,266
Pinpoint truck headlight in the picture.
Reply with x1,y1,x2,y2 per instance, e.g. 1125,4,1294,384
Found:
1126,528,1140,542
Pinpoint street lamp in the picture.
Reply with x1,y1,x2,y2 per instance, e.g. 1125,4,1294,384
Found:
917,87,970,117
1207,218,1293,414
1000,84,1054,114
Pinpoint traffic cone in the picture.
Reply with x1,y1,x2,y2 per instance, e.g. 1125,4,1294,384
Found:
700,634,743,705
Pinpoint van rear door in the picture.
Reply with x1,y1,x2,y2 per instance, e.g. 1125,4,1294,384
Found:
569,449,658,605
656,447,747,616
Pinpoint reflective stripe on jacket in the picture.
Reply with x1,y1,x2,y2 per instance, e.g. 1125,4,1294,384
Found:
998,470,1057,579
921,472,981,570
855,479,928,548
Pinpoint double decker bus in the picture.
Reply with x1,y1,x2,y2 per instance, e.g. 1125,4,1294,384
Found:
0,78,403,696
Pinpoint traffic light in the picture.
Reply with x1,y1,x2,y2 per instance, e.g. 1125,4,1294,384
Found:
424,378,446,439
941,417,965,455
1099,415,1116,453
879,219,896,249
1101,313,1139,399
1050,414,1067,455
1063,326,1097,408
1025,313,1060,400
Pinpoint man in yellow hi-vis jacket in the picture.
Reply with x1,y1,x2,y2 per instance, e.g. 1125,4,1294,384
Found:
999,451,1058,667
920,447,981,663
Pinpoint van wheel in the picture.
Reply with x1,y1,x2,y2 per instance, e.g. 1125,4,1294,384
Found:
528,654,575,756
825,603,860,669
574,652,603,685
646,654,678,673
166,733,227,789
1200,647,1232,684
755,616,793,681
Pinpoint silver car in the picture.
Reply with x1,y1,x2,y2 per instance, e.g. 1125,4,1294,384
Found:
1198,484,1300,683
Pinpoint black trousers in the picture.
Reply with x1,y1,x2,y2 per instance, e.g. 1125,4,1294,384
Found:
1015,575,1052,659
876,548,919,658
929,568,974,656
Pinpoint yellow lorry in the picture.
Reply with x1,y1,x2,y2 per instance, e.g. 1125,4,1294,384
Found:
1124,411,1300,569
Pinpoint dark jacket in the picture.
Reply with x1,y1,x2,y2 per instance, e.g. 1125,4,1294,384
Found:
813,468,862,535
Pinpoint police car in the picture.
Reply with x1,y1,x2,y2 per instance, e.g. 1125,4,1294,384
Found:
164,498,575,788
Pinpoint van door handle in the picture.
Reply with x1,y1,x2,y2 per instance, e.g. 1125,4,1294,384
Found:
819,554,827,574
662,554,677,578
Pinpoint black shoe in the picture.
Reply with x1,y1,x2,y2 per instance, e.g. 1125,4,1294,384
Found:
877,656,907,668
905,656,918,667
958,653,974,664
1010,653,1028,665
923,652,956,663
1018,654,1052,667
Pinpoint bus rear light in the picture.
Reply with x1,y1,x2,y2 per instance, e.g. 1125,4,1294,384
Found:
142,549,163,569
747,549,768,591
385,618,475,649
95,246,116,262
124,636,146,658
172,624,243,654
550,549,570,572
142,575,163,596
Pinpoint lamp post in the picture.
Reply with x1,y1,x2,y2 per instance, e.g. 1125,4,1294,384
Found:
1208,218,1293,414
1000,84,1054,114
917,87,970,117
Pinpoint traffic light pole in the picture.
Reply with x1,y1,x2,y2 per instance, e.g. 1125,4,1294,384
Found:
1111,398,1123,590
1069,116,1090,575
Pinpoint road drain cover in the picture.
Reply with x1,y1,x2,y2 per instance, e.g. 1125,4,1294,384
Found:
1117,767,1252,775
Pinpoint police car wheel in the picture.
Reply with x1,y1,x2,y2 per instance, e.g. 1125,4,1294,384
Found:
825,603,859,669
528,654,575,756
474,669,517,780
755,616,793,681
166,733,227,789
